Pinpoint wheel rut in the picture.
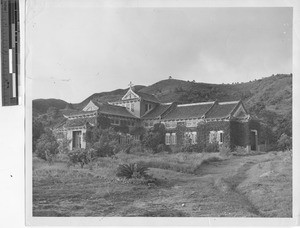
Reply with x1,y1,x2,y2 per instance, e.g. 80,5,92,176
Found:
196,157,264,217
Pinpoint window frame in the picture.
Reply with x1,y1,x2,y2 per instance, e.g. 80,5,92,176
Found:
165,133,171,145
171,133,177,145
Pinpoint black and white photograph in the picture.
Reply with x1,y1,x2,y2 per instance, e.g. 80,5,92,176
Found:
20,0,299,225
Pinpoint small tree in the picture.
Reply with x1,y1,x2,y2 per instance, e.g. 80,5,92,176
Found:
32,118,45,152
58,137,71,154
142,123,166,153
35,130,59,161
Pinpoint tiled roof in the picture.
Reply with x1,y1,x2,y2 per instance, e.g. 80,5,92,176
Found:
95,102,139,119
64,117,96,128
135,91,160,103
162,102,214,120
62,109,96,117
205,101,239,119
142,103,172,119
53,119,67,130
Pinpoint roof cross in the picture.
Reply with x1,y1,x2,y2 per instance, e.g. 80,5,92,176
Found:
128,81,134,89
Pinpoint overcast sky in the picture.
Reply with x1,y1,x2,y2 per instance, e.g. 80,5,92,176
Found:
26,2,292,103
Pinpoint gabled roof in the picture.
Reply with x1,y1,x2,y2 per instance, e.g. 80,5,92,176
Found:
64,117,96,128
121,88,140,100
142,103,173,119
95,102,139,119
205,101,240,119
162,102,215,120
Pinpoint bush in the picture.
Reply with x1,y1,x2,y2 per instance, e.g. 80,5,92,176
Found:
205,142,219,152
219,144,232,157
234,146,248,155
35,130,59,161
86,128,123,157
277,133,292,151
157,144,172,153
116,163,149,179
142,123,166,153
181,144,203,153
128,141,145,154
68,148,93,168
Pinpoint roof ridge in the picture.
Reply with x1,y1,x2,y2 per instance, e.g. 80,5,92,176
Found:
218,100,240,105
177,101,215,107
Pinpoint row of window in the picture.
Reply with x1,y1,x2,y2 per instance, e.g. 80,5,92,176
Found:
165,130,224,145
209,131,224,144
165,132,197,145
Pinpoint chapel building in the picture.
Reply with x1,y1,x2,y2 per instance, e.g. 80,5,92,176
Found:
54,83,262,152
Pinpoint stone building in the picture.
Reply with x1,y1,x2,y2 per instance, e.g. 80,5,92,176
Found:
54,84,262,152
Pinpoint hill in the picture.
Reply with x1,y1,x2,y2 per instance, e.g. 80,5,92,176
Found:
32,74,292,139
32,99,68,116
140,75,292,118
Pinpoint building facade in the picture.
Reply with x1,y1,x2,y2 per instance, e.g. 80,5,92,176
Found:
54,85,262,152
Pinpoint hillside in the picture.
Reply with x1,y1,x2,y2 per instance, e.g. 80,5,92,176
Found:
140,74,292,117
32,74,292,139
32,99,68,116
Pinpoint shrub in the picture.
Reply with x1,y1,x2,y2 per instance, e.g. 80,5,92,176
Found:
87,128,122,157
68,148,93,168
58,138,71,154
181,144,203,153
142,123,166,153
277,133,292,151
234,146,248,155
116,163,149,179
205,142,219,152
128,141,144,154
32,118,45,152
157,144,172,153
219,144,232,158
35,130,59,161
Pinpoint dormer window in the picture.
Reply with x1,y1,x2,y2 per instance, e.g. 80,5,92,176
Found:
145,103,152,112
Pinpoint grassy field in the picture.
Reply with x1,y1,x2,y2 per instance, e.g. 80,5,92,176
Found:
32,150,292,217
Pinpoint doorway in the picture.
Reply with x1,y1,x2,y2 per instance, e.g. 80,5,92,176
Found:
250,130,258,151
72,131,82,149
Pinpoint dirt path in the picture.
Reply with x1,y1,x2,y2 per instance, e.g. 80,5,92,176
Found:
169,156,266,217
33,152,292,217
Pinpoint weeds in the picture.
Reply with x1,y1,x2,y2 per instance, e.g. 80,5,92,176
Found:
116,163,149,179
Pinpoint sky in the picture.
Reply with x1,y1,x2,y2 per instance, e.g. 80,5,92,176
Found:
26,2,292,103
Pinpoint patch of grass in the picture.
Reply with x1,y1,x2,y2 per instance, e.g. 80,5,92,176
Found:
129,152,224,174
237,150,292,217
33,150,292,217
